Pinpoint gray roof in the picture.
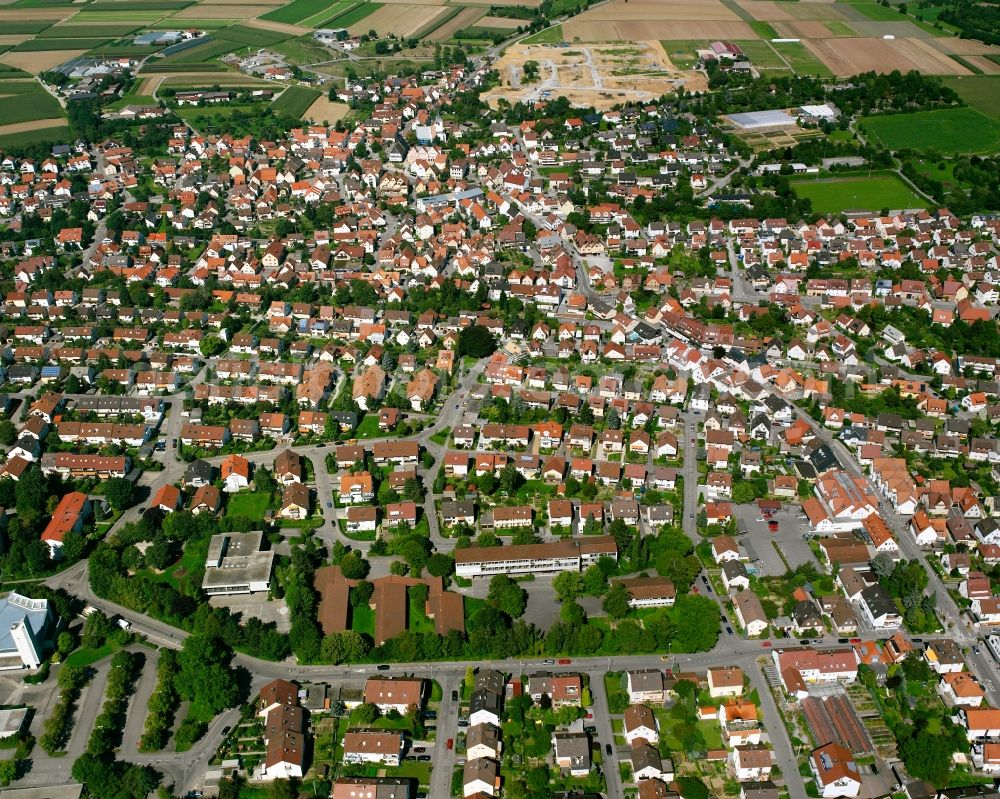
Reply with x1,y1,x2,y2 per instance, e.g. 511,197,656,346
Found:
0,592,51,658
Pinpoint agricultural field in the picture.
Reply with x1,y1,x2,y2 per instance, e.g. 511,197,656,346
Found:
271,84,321,116
790,173,927,214
0,79,65,140
860,106,1000,154
943,75,1000,118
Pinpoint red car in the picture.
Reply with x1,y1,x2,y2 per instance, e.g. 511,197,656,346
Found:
446,738,454,750
768,521,779,533
558,658,572,665
761,641,772,647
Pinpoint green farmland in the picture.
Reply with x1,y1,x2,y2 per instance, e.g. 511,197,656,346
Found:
860,106,1000,154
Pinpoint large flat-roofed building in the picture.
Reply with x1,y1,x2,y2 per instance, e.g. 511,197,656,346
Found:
454,536,617,578
0,592,54,670
202,531,275,595
726,110,797,130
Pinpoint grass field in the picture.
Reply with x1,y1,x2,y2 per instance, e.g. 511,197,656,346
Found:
942,75,1000,119
155,37,238,62
303,0,356,27
88,0,193,8
272,85,320,115
261,0,337,24
522,24,562,43
226,491,272,520
851,2,908,21
791,173,926,213
861,106,1000,153
0,123,69,147
0,80,64,124
771,40,833,76
0,20,54,33
212,24,292,46
733,39,788,70
748,19,779,39
333,1,380,28
12,37,112,50
37,23,143,37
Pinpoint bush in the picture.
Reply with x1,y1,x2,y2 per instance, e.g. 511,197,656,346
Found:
174,716,207,751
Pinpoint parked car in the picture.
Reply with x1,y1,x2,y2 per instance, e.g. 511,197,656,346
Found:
761,641,772,648
605,743,613,756
558,658,571,665
451,690,458,701
446,738,454,750
376,664,390,671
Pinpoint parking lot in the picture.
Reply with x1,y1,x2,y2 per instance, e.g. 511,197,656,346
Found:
734,503,818,577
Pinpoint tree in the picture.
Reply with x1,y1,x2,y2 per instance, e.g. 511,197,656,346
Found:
351,580,374,607
605,407,621,430
465,666,475,690
582,563,607,596
671,594,721,652
254,466,277,495
456,325,497,359
553,571,582,602
487,574,527,618
82,609,113,649
677,777,709,799
104,478,137,512
175,635,241,717
0,420,16,446
339,551,369,580
426,553,453,577
199,336,226,357
602,583,631,619
353,703,380,725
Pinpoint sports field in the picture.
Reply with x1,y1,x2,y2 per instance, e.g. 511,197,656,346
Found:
791,173,926,213
860,106,1000,154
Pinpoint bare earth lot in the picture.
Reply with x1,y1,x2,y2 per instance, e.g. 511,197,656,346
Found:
303,94,349,123
428,7,485,40
805,36,971,75
1,49,86,72
348,4,450,36
485,40,707,109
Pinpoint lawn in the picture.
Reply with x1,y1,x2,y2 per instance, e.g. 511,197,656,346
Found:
520,24,561,43
791,173,926,213
942,75,1000,119
226,491,273,520
272,85,321,116
733,40,788,70
65,641,118,667
861,106,1000,154
408,590,434,633
350,601,375,637
0,125,71,149
354,414,382,439
659,39,704,69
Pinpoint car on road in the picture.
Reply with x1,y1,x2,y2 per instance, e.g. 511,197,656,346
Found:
376,664,390,671
417,755,432,762
974,646,981,655
761,641,772,647
414,747,426,753
558,658,571,665
725,626,734,635
661,655,671,661
850,638,861,644
326,501,332,508
171,438,177,447
605,743,613,756
315,442,325,448
451,690,458,701
838,638,849,644
446,738,454,750
701,575,709,585
221,726,231,735
585,712,593,719
768,521,779,533
585,725,596,733
155,441,166,451
543,659,555,665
